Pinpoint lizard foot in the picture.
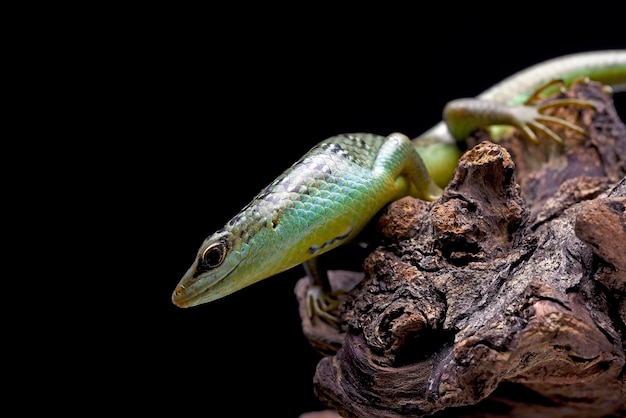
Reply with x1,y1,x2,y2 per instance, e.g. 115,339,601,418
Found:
515,78,598,144
305,285,343,326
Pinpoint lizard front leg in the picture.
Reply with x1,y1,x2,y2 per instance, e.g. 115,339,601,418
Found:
304,132,444,326
304,257,344,325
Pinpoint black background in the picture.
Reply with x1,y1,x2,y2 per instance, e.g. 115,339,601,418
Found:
83,7,625,417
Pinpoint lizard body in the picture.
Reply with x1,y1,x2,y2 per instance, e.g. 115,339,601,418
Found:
173,132,440,309
173,50,626,319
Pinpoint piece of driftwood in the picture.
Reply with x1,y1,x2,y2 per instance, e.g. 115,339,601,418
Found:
295,81,626,417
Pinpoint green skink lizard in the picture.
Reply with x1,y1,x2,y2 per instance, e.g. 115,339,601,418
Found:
172,50,626,323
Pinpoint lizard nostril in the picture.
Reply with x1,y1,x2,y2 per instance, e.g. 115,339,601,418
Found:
174,285,185,296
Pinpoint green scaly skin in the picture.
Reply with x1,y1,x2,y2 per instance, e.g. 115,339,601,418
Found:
173,50,626,322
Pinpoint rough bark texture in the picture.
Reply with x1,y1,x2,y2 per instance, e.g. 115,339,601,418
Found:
295,81,626,417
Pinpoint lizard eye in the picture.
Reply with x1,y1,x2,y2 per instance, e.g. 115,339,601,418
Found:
200,242,227,269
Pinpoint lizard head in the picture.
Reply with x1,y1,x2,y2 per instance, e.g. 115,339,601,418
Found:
172,229,254,308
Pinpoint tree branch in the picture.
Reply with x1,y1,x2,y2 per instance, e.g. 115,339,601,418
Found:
297,81,626,417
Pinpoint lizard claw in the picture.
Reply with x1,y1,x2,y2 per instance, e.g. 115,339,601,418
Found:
513,78,598,145
511,98,597,145
305,285,343,326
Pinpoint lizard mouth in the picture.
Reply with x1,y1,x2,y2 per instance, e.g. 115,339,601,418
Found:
171,283,195,308
171,259,242,308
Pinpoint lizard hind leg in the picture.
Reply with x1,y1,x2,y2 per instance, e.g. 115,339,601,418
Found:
522,98,596,144
526,101,598,145
518,77,599,144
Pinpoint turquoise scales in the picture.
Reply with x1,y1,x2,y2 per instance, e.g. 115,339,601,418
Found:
172,50,626,324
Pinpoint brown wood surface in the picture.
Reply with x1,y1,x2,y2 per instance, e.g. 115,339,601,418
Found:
296,81,626,417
